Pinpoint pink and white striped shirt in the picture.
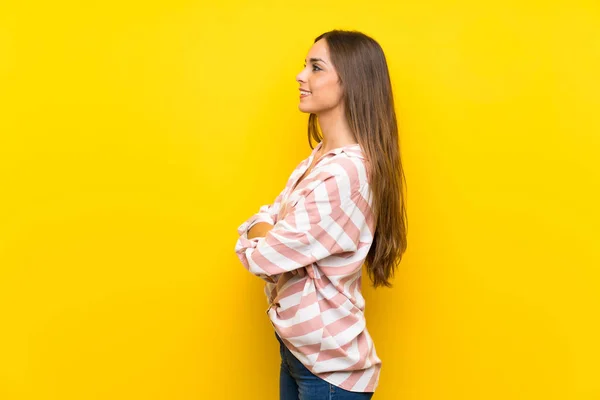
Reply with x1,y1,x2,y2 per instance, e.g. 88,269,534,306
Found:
234,141,382,393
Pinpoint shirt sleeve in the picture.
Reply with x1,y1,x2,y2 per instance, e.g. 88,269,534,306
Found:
235,172,366,278
235,184,289,284
239,185,288,234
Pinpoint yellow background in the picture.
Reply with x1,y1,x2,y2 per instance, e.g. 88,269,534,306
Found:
1,0,599,399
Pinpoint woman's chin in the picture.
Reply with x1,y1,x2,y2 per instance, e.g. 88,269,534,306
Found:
298,104,312,113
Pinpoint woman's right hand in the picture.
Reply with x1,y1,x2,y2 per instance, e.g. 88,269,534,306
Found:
247,222,274,239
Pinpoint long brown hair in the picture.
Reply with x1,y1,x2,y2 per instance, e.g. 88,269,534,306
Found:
307,29,408,288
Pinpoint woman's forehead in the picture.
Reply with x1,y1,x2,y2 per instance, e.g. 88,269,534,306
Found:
306,40,329,62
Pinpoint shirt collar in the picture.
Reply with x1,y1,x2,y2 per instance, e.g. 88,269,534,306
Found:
314,141,364,160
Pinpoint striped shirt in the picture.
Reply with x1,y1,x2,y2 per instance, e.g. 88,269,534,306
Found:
234,141,381,393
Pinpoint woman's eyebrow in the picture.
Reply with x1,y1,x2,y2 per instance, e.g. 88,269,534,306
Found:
305,57,327,65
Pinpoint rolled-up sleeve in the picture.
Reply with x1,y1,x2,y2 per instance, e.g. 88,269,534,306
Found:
238,185,288,235
235,185,289,283
235,173,367,278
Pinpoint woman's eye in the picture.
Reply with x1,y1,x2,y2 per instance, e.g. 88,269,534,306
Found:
303,64,321,71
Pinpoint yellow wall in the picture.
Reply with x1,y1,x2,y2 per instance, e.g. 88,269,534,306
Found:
1,0,598,399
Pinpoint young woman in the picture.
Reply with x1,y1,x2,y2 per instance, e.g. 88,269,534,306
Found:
235,29,407,400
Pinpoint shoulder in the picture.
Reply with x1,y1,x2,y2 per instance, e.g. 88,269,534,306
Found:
317,153,369,190
306,154,370,206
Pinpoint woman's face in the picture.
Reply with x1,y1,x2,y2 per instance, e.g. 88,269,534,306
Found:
296,39,343,115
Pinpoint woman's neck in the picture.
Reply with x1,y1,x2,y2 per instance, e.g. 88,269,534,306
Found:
317,108,357,152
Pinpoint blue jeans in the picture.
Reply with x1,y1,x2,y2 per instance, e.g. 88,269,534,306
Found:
275,332,375,400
